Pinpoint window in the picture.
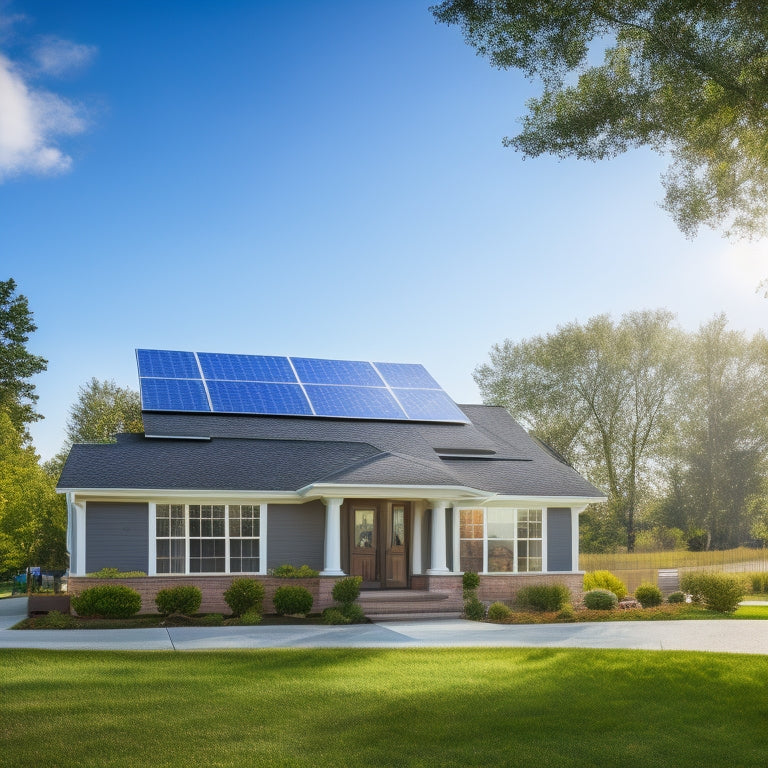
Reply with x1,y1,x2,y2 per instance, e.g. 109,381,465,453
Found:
154,503,261,575
459,508,543,573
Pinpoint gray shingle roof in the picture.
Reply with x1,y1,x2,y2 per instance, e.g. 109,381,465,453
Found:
58,406,605,499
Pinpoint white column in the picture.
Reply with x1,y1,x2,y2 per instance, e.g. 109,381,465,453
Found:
147,503,157,576
320,497,345,576
427,500,449,574
75,501,86,575
259,504,268,575
412,505,423,574
451,506,461,573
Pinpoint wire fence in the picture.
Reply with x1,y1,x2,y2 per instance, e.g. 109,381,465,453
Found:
580,547,768,594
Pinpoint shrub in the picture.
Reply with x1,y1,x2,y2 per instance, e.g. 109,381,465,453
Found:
71,585,142,619
273,585,313,615
667,591,685,604
746,572,768,593
634,582,663,608
322,607,351,625
272,564,320,578
332,576,362,606
224,578,265,617
583,588,618,610
155,585,202,616
487,601,512,621
515,583,571,611
237,610,263,626
34,610,77,629
583,570,627,600
557,603,576,622
199,613,224,626
680,572,745,613
86,567,147,578
462,571,480,592
340,603,366,623
463,596,485,621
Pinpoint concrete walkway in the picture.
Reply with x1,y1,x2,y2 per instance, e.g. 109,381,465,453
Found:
1,597,766,654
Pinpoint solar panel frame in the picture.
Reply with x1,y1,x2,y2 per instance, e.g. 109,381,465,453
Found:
139,377,211,412
136,349,201,379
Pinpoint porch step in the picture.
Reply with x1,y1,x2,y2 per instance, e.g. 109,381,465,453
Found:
368,611,463,622
357,589,463,619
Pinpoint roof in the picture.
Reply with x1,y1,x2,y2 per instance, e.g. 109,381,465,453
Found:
58,405,605,500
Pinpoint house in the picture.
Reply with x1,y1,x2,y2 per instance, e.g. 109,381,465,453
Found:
57,350,605,615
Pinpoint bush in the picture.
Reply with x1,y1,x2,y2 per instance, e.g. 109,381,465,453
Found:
199,613,224,626
86,567,147,578
680,572,745,613
463,595,485,621
746,572,768,593
515,583,571,612
237,610,262,626
33,610,77,629
487,601,512,621
155,585,202,616
462,571,480,592
273,585,313,616
224,578,265,617
634,582,663,608
583,571,627,600
272,564,320,578
332,576,362,606
667,591,685,604
72,585,142,619
557,603,576,622
322,607,351,625
341,603,366,623
583,588,618,610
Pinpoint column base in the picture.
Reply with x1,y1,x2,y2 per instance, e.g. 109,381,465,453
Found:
320,569,346,577
426,568,450,575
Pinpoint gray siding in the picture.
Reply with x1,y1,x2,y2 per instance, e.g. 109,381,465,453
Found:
267,501,325,571
547,507,572,571
86,502,148,573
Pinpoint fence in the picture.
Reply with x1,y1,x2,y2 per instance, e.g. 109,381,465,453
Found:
579,547,768,594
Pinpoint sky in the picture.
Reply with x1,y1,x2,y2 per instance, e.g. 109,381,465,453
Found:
1,1,766,462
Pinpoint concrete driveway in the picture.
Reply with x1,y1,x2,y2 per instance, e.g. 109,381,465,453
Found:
1,597,766,653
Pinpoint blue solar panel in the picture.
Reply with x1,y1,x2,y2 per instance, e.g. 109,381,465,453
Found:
305,384,406,419
207,380,313,416
394,388,468,422
290,357,384,387
140,378,210,412
137,349,201,379
375,362,441,390
198,353,297,383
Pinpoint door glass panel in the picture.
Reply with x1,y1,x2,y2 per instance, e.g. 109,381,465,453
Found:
391,506,405,547
355,509,375,548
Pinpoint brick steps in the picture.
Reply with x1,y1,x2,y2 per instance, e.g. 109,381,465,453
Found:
357,589,463,620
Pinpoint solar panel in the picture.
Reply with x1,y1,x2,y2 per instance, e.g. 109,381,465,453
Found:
291,357,383,387
198,353,296,383
375,362,440,389
206,380,313,416
136,349,469,423
305,384,406,419
140,378,210,412
137,349,200,379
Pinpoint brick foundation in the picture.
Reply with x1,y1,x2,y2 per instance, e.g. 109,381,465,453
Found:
67,575,344,615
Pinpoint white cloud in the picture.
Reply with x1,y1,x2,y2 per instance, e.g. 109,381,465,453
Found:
0,52,88,180
32,35,96,76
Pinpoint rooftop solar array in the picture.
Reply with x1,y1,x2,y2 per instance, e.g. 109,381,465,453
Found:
136,350,469,423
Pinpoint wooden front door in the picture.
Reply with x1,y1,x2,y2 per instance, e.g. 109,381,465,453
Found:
349,502,409,588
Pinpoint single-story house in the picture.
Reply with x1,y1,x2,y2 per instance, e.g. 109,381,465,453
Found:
58,351,605,615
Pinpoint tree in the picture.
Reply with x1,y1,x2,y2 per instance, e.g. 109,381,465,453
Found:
659,316,768,548
0,278,47,438
431,1,768,238
474,310,681,551
46,378,143,477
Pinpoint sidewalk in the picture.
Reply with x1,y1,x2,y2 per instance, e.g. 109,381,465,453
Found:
1,597,766,653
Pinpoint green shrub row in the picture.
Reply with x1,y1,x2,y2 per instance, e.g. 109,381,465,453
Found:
273,585,314,616
515,583,571,612
271,564,320,578
86,568,147,578
680,572,745,613
71,585,142,619
155,585,202,616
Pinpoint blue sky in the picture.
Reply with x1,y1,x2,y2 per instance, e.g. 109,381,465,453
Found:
1,1,765,461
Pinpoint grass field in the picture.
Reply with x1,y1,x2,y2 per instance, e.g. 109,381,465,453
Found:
3,648,768,768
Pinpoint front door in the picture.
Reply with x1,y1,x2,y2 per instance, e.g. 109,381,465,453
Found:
349,502,409,588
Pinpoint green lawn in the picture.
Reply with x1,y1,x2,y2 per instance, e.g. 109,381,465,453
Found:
3,648,768,768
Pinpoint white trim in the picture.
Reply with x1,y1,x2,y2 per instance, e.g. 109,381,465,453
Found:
192,351,214,411
412,504,423,575
286,357,317,416
427,500,449,574
259,503,267,575
541,505,548,573
572,506,581,572
75,501,86,575
148,503,157,576
451,505,460,574
320,497,345,576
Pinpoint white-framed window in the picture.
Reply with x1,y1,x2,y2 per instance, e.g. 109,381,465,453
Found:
459,507,543,573
154,503,262,574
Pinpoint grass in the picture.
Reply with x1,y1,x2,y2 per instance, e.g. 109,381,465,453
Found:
0,581,12,599
2,648,768,768
581,546,768,570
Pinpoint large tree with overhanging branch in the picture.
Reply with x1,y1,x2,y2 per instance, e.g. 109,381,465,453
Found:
431,1,768,238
